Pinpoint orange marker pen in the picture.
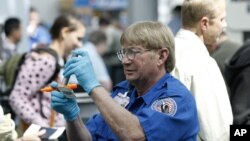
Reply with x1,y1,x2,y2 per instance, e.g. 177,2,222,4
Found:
40,84,78,92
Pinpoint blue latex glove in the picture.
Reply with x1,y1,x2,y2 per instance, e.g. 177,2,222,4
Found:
63,49,101,94
50,82,80,121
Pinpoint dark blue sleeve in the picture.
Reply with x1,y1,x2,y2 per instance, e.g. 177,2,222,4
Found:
137,95,199,141
85,87,127,140
85,115,98,140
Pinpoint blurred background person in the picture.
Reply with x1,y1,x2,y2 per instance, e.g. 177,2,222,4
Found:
172,0,233,140
82,29,112,91
9,15,85,133
27,7,51,50
206,31,241,76
225,39,250,125
89,30,109,56
167,0,183,36
98,16,125,85
0,17,22,62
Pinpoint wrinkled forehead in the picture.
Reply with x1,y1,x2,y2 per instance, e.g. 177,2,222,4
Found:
121,44,145,50
121,38,146,48
120,29,148,49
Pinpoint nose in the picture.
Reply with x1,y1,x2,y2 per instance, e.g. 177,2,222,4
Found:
76,41,83,49
121,55,131,64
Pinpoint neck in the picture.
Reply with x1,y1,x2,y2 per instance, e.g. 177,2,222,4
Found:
134,69,165,96
7,36,17,45
183,26,204,43
50,40,65,58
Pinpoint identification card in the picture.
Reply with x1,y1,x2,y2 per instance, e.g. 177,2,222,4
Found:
113,92,130,108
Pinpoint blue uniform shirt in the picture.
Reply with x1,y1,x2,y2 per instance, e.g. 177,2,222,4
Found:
86,73,199,141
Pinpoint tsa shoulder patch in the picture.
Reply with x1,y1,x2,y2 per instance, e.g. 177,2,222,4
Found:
151,98,177,116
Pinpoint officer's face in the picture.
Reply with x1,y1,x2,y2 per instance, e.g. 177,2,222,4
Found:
121,45,159,83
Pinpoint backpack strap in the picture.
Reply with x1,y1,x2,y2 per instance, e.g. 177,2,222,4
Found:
31,45,62,85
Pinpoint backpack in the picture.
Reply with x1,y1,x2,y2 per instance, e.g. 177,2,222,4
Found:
0,46,61,116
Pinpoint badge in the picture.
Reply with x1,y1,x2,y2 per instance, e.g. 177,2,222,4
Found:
113,92,130,108
151,98,177,116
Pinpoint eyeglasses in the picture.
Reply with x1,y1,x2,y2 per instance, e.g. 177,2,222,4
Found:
116,48,151,61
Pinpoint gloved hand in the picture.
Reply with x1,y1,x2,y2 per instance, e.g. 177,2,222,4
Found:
63,49,101,94
50,82,80,121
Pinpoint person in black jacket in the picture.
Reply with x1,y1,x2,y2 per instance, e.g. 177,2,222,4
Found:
225,39,250,125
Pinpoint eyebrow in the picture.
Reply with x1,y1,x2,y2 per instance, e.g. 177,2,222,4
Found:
127,46,142,50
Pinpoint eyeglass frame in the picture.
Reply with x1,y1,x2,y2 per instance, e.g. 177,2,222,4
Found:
116,47,156,61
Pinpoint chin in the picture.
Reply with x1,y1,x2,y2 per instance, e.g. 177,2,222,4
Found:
125,75,136,82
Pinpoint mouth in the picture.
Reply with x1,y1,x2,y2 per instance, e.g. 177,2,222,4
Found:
124,69,135,74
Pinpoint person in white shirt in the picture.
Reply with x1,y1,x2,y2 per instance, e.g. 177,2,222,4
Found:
172,0,233,140
0,18,22,61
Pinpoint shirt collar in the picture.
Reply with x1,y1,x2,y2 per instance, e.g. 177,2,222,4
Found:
114,74,171,105
2,37,16,52
177,29,210,57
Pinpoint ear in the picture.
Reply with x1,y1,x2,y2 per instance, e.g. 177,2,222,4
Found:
60,27,69,40
157,48,169,67
200,16,210,31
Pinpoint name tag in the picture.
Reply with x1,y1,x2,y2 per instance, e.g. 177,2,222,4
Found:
113,92,130,108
